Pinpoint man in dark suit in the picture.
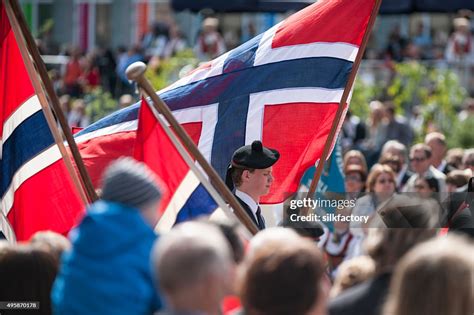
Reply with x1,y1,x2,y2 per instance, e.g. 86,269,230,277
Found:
225,140,280,230
425,132,456,175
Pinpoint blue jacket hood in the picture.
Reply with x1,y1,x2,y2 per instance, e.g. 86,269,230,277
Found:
69,200,156,257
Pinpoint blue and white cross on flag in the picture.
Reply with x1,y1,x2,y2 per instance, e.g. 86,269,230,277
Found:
74,0,377,209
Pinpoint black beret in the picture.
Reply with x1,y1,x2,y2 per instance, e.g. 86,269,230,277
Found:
232,140,280,169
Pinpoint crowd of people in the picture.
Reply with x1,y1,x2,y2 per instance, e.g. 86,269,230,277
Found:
314,123,474,279
39,11,474,130
2,9,472,315
1,137,473,315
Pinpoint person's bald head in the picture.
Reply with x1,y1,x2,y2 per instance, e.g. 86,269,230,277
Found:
425,132,447,164
153,222,232,295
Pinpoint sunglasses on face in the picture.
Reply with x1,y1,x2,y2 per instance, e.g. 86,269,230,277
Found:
345,175,362,182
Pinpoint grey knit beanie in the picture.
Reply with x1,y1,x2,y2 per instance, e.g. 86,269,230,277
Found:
101,157,162,210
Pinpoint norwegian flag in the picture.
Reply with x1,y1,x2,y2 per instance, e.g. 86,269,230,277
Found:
75,0,376,204
134,98,226,231
0,1,85,241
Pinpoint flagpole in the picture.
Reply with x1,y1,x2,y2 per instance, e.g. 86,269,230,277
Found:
140,96,254,235
5,0,98,203
305,0,382,201
126,62,259,235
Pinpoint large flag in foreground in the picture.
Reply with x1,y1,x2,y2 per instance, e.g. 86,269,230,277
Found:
75,0,377,204
134,99,222,231
0,1,85,241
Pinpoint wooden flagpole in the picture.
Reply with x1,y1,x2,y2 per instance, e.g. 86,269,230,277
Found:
5,0,98,203
139,93,255,235
126,62,259,235
305,0,382,201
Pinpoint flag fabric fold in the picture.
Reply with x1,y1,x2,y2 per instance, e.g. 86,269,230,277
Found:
134,98,220,231
1,1,84,241
75,0,376,204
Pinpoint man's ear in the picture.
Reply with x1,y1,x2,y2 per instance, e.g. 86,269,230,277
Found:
242,169,251,182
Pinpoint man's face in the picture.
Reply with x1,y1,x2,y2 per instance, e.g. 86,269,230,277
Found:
426,139,445,161
386,148,405,165
243,167,274,197
410,149,430,174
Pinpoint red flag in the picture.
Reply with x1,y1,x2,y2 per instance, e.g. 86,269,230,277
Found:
1,2,85,241
134,99,219,231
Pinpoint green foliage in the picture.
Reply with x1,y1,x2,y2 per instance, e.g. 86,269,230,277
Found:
351,61,468,146
84,87,117,123
351,74,383,119
387,62,466,139
447,117,474,148
145,49,199,90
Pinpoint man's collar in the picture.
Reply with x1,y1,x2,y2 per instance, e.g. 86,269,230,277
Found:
235,189,259,214
436,160,447,172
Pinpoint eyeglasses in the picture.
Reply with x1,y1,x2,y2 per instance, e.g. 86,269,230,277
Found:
410,157,426,162
345,175,362,182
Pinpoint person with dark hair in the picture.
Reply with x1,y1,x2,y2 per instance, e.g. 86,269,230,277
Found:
52,158,164,315
240,228,327,315
414,176,439,200
215,222,245,265
446,169,470,192
382,103,414,147
0,244,58,315
443,176,474,239
341,110,366,152
225,141,280,230
344,164,367,199
281,204,325,241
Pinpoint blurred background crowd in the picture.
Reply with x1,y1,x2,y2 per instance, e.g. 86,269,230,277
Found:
20,1,471,153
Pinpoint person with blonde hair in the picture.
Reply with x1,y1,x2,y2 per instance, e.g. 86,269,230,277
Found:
349,164,397,258
30,230,71,263
351,164,397,226
330,256,375,298
343,150,368,175
329,224,437,315
383,235,474,315
446,147,464,170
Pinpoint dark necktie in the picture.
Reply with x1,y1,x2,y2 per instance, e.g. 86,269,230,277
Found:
256,206,265,230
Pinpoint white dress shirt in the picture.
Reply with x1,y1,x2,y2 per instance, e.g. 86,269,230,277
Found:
235,189,259,222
